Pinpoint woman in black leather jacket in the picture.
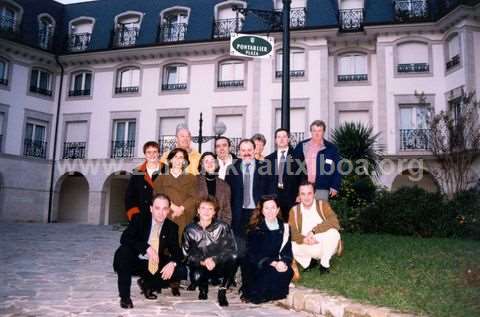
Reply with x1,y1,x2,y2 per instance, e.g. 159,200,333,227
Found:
182,196,237,306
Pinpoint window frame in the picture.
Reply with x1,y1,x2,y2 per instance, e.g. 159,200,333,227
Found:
67,70,93,98
113,65,141,97
334,50,371,86
394,39,433,78
29,67,54,98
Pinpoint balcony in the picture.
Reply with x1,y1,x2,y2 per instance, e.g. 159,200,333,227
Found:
63,142,86,159
111,140,135,158
290,132,305,148
275,70,305,78
0,78,7,86
213,18,242,39
158,22,188,43
68,89,91,97
112,27,139,48
161,83,187,91
115,86,139,94
290,7,307,28
30,85,52,96
446,54,460,70
338,74,368,82
400,129,431,151
394,0,430,23
338,8,364,32
397,63,429,73
217,80,244,88
67,33,91,52
0,15,21,40
24,139,48,159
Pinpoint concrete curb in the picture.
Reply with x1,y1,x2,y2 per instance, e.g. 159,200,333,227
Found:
276,286,424,317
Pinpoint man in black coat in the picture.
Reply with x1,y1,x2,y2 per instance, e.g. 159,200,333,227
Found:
264,128,305,221
113,194,186,309
125,141,164,221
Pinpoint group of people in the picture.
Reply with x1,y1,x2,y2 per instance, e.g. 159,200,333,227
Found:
113,120,343,309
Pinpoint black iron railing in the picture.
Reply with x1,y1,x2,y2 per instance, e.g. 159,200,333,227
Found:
400,129,431,150
112,27,139,48
213,18,242,39
290,132,305,148
67,32,91,52
162,83,187,91
68,89,91,96
290,7,307,28
275,70,305,78
158,22,188,42
24,139,48,158
0,78,7,86
394,0,430,22
63,142,86,159
158,135,243,156
115,86,139,94
446,54,460,70
30,85,52,96
397,63,429,73
111,140,135,158
338,8,364,32
0,15,17,33
338,74,368,81
217,80,244,88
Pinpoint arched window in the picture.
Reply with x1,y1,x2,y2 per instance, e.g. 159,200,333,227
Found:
38,14,55,49
159,7,189,42
68,17,94,51
69,70,92,96
115,66,140,94
0,57,8,86
218,59,244,87
30,67,53,96
275,48,305,78
274,0,306,28
113,12,142,47
213,1,246,39
397,41,430,73
446,33,461,71
162,63,188,90
0,0,23,32
337,52,368,81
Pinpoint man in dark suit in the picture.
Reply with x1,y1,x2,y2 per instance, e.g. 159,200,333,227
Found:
113,194,186,309
225,139,270,239
264,128,305,221
125,141,164,221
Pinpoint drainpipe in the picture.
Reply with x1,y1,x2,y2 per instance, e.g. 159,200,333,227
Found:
47,55,64,223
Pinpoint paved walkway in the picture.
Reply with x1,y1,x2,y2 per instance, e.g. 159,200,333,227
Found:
0,223,310,317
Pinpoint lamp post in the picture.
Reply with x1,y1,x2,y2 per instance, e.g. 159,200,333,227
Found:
233,0,291,131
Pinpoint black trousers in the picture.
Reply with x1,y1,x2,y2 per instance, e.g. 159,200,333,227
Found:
277,188,294,222
113,245,186,298
189,257,237,292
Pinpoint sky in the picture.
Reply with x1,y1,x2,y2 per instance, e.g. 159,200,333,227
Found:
55,0,96,4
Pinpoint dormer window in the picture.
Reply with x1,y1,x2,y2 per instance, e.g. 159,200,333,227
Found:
38,14,55,50
338,0,364,32
113,12,142,48
68,17,94,52
159,8,189,42
213,1,246,39
0,0,22,33
274,0,306,28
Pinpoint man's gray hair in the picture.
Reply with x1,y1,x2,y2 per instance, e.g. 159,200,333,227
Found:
176,123,191,136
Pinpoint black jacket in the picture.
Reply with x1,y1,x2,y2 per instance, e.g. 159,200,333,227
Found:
120,214,183,267
182,220,238,266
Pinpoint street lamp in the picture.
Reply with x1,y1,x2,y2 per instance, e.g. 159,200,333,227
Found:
232,0,291,132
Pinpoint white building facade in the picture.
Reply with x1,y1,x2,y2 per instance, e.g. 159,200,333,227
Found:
0,0,479,224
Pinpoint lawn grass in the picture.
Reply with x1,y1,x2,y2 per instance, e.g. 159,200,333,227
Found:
299,233,480,317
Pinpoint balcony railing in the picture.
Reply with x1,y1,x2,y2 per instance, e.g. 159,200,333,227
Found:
115,86,139,94
338,8,364,32
397,63,429,73
275,70,305,78
290,7,307,28
400,129,431,150
63,142,86,159
158,22,188,42
0,78,7,86
217,80,244,88
213,18,242,39
68,89,91,97
394,0,430,23
24,139,48,159
30,85,52,96
112,27,139,48
67,32,91,52
446,54,460,70
0,15,18,34
338,74,368,81
111,140,135,158
290,132,305,148
162,83,187,91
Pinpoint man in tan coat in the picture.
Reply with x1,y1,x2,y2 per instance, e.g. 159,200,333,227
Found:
288,181,341,273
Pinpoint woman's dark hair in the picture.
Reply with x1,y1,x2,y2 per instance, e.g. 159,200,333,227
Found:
247,194,281,231
193,195,219,222
197,152,220,174
166,147,190,170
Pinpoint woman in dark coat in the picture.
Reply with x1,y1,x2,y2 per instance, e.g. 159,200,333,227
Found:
197,152,232,225
241,194,294,304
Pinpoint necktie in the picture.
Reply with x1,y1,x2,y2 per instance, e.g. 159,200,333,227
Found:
278,150,286,187
243,163,251,207
148,223,160,275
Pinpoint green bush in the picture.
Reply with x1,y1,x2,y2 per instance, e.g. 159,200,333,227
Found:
330,198,361,233
447,189,480,239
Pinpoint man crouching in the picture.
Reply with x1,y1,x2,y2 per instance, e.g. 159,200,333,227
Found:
113,193,186,309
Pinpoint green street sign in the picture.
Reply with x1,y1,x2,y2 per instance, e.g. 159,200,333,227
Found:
230,33,274,59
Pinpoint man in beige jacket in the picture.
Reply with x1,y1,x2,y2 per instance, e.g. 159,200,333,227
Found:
288,181,342,273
